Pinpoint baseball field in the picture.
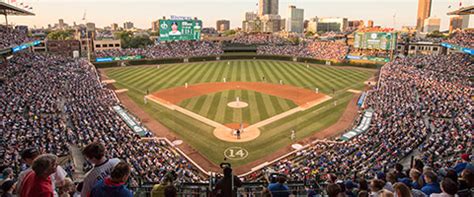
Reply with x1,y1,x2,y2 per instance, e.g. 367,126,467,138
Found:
104,60,375,167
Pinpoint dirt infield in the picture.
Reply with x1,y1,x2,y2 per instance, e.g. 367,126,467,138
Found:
224,123,250,129
151,82,326,107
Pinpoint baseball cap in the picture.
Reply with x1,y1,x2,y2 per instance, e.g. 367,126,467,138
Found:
461,153,470,161
1,180,16,192
20,148,39,159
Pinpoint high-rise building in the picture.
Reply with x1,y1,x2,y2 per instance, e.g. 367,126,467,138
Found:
123,21,134,30
111,23,119,31
307,17,318,33
315,17,348,33
151,20,160,32
348,20,364,30
261,14,281,33
416,0,432,32
258,0,279,16
423,17,440,33
449,16,463,33
367,20,374,28
286,5,304,33
86,22,96,32
245,12,258,21
59,19,65,29
461,15,470,29
216,20,230,32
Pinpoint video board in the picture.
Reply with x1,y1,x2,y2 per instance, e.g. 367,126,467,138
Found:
159,19,202,41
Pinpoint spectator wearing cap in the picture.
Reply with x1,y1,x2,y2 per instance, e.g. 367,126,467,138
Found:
421,171,441,196
430,178,458,197
345,180,358,197
15,148,67,196
90,161,133,197
0,168,14,186
20,154,58,197
454,154,471,174
1,180,16,197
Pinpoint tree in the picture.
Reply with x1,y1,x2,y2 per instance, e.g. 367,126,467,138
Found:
114,31,153,48
47,30,74,40
427,31,446,38
223,30,237,36
305,31,315,37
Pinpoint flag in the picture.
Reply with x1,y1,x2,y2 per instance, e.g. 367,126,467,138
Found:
20,2,23,5
448,5,452,8
459,2,462,7
10,0,16,3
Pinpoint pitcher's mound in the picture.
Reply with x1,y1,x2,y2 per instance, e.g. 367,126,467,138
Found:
227,101,249,109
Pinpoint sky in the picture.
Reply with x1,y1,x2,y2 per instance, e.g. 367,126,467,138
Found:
3,0,473,31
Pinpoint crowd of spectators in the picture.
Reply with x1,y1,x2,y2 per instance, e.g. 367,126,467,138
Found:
231,33,290,45
249,53,473,196
257,41,349,61
445,30,474,49
0,26,34,49
1,50,206,195
94,41,223,59
348,48,391,58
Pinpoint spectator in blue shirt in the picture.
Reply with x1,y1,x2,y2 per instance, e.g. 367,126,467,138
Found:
268,175,290,197
454,154,471,174
90,161,133,197
421,171,441,196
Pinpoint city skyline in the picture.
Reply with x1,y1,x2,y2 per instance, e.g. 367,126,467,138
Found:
3,0,473,31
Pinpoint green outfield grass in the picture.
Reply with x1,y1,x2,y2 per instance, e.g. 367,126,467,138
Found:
105,60,375,167
179,90,297,125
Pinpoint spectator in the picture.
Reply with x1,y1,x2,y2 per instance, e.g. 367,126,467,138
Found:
430,178,458,197
394,164,407,180
164,185,178,197
454,154,471,174
15,148,67,196
20,154,58,197
58,178,75,197
90,161,133,197
0,168,14,186
370,179,394,197
457,169,474,197
410,169,424,190
326,183,342,197
397,178,426,197
393,183,413,197
1,180,16,197
268,176,290,197
80,142,120,197
421,171,441,196
214,167,242,197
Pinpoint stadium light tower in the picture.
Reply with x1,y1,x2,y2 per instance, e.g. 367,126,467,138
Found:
81,10,92,62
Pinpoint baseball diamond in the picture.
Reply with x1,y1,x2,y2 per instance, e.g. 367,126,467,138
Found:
104,60,374,167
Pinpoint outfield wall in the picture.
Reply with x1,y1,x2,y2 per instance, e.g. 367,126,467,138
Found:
93,54,383,69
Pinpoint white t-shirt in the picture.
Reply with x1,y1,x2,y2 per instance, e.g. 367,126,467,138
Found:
80,158,120,197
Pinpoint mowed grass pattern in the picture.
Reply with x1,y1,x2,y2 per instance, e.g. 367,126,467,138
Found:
105,60,374,166
179,90,297,125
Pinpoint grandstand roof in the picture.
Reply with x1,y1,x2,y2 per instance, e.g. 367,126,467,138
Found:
0,2,35,16
447,5,474,15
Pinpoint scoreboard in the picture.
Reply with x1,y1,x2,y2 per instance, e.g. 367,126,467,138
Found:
353,32,397,50
159,19,202,42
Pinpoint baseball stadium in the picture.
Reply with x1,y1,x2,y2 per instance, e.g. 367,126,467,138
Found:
0,0,473,196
